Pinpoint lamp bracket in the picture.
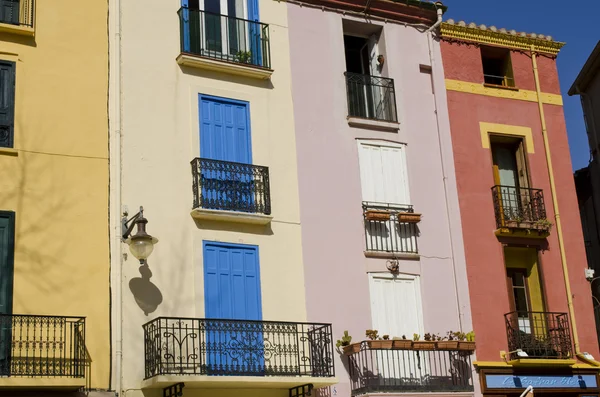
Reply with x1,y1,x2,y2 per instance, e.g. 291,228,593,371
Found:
122,206,144,240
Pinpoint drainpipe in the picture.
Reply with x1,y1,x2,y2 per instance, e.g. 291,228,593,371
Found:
530,45,583,356
426,4,464,331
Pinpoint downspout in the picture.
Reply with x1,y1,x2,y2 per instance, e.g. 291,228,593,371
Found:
427,5,464,331
530,45,583,356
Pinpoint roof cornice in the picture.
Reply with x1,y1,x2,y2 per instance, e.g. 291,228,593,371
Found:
440,22,565,55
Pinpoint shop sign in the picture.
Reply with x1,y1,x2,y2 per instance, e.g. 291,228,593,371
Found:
485,374,598,389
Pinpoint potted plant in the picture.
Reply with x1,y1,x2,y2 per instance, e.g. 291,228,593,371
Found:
412,333,436,350
533,218,553,232
365,210,390,221
397,212,421,223
437,331,459,349
235,50,253,64
336,331,361,355
392,335,412,349
458,331,476,351
365,330,393,349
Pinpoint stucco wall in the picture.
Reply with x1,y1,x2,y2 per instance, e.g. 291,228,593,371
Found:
287,6,474,397
0,0,110,389
116,0,305,395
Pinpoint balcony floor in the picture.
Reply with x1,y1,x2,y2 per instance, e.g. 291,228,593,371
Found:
141,375,338,390
0,377,85,390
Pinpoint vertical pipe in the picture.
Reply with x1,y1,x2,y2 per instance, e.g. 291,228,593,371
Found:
530,45,580,352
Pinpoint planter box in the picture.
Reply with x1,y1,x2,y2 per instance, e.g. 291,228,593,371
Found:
412,341,437,350
343,343,362,356
392,340,412,349
436,341,460,349
367,340,393,349
365,210,390,221
458,341,476,351
398,212,421,223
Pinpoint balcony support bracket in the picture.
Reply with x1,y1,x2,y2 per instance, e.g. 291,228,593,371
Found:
164,382,185,397
290,384,313,397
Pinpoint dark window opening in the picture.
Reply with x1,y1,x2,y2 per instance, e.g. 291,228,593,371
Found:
344,35,370,75
481,46,515,87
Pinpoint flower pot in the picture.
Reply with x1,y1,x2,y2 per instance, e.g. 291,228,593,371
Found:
343,343,362,356
392,340,412,349
365,210,390,221
436,341,460,350
367,340,393,349
412,341,436,350
458,341,475,351
398,212,421,223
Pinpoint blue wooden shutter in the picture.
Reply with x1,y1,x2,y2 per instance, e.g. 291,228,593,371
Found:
0,211,15,376
0,61,15,148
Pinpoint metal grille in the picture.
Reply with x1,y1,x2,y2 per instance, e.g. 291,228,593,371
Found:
348,342,474,395
491,185,547,229
345,72,397,122
143,317,335,379
363,202,418,254
178,7,271,69
505,311,572,360
0,0,34,28
191,157,271,215
0,314,86,377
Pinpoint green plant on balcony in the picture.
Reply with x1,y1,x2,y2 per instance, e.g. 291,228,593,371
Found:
366,329,379,340
336,330,352,348
533,218,553,231
235,50,252,64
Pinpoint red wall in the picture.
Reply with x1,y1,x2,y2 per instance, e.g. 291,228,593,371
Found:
441,40,599,361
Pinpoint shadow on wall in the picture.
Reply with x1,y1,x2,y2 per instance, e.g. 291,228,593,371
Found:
129,264,164,315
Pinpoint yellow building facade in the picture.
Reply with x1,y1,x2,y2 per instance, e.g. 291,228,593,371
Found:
0,0,110,393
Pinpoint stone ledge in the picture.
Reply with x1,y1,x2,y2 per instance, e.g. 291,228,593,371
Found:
364,251,420,260
347,117,399,132
0,22,34,37
177,53,273,80
191,208,273,225
141,375,338,389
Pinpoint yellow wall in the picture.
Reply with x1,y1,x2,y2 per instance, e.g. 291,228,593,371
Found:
0,0,109,389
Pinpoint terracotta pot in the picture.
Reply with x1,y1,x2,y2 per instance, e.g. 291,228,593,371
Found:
365,210,390,221
412,341,436,350
397,212,421,223
436,341,460,350
342,343,362,356
458,341,476,351
367,340,393,349
392,340,412,349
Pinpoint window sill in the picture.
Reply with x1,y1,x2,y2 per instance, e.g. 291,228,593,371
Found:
0,147,18,157
483,83,519,91
177,53,273,80
347,116,399,132
494,228,549,239
190,208,272,225
0,22,34,37
364,251,420,260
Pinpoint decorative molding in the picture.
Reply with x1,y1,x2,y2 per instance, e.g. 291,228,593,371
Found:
440,23,564,55
445,79,563,106
177,53,273,80
479,122,534,154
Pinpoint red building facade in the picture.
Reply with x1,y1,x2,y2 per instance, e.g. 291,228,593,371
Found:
440,20,600,397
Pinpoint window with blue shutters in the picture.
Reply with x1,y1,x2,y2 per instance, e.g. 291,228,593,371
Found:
0,211,15,376
0,61,15,148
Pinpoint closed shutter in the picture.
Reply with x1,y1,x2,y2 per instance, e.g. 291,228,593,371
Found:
0,0,19,25
0,61,15,148
0,211,14,377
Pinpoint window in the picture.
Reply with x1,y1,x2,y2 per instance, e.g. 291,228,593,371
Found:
0,211,15,375
481,46,515,88
0,61,15,148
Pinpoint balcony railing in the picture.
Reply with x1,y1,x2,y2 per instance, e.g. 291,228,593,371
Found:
0,314,86,377
345,72,397,122
178,7,271,69
143,317,335,379
191,157,271,215
0,0,34,28
483,74,515,87
491,185,547,230
505,311,572,360
348,342,474,395
363,202,418,254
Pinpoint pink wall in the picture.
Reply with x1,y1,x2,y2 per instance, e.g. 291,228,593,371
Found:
287,6,475,396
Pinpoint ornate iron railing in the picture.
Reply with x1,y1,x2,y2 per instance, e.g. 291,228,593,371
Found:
363,202,418,254
178,7,271,69
345,72,397,122
348,342,474,395
191,157,271,215
0,314,86,377
0,0,34,28
143,317,335,379
505,311,572,360
491,186,547,230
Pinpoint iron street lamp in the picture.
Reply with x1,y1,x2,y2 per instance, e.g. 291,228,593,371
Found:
122,206,158,264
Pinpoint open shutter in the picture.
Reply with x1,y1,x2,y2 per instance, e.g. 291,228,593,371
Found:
515,140,529,189
0,61,15,148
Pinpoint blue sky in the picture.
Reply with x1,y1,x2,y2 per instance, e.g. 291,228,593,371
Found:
444,0,598,171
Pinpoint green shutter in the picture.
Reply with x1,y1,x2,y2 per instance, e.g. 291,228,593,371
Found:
0,61,15,148
0,211,14,376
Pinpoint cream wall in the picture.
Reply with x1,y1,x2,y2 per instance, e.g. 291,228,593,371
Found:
0,0,110,391
115,0,306,395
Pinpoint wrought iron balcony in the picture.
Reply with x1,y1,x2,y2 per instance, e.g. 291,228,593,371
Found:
178,7,271,69
348,342,474,395
363,202,419,254
0,0,34,28
191,158,271,215
143,317,335,379
345,72,397,122
505,311,572,360
491,185,548,230
0,314,86,377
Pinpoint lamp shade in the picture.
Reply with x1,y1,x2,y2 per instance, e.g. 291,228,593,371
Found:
125,215,158,263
